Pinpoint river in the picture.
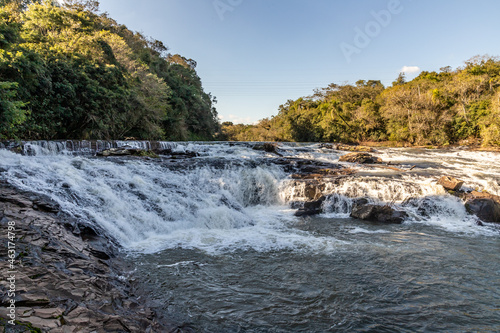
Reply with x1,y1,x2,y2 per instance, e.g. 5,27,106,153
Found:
0,141,498,332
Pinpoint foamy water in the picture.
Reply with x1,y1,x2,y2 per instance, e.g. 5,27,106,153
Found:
0,142,498,255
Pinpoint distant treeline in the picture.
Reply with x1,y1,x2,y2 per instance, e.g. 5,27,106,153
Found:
221,56,500,147
0,0,219,140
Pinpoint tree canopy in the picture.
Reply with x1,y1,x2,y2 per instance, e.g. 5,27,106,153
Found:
221,56,500,147
0,0,219,140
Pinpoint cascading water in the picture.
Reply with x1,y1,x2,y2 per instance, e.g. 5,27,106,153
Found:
1,142,499,332
19,140,181,156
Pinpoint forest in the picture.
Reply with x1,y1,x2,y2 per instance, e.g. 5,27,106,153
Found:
221,56,500,147
2,1,499,147
0,0,220,140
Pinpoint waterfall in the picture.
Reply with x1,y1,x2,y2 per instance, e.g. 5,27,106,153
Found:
17,140,182,156
0,143,497,253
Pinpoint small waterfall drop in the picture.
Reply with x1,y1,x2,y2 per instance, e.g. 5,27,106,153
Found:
19,140,181,156
0,143,498,253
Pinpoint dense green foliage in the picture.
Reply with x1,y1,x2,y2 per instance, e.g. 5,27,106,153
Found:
0,0,219,140
221,56,500,147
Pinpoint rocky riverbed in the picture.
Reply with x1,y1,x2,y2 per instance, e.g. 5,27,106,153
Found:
0,183,187,333
0,141,499,332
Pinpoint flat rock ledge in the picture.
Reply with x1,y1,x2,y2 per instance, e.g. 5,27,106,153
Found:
0,184,182,332
339,152,382,164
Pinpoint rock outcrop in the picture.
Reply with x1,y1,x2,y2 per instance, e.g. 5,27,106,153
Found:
0,184,179,332
438,176,464,191
286,160,356,217
339,152,382,164
350,200,407,224
441,180,500,223
97,148,159,158
462,191,500,223
97,147,202,159
294,197,326,217
252,143,283,156
465,198,500,223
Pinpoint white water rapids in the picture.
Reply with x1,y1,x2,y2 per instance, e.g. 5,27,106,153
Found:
0,142,498,254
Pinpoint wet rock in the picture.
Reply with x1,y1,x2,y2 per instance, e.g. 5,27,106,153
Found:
33,199,60,213
455,190,500,223
350,202,407,224
153,148,199,158
438,176,464,191
97,148,132,156
319,143,335,149
0,185,169,332
76,223,100,240
252,143,283,156
376,208,408,224
353,197,370,207
0,189,33,207
339,152,382,164
285,164,356,207
303,183,323,201
403,196,439,218
34,307,65,319
294,196,326,217
465,198,500,223
467,190,500,204
97,148,160,158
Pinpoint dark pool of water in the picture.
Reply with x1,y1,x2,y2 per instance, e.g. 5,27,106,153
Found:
126,218,500,332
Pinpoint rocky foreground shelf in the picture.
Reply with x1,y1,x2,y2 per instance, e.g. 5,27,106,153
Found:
0,184,182,332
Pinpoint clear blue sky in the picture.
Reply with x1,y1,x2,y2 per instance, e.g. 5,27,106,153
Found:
98,0,500,124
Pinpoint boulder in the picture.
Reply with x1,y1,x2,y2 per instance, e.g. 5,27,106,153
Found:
252,143,283,156
350,202,407,224
294,196,326,217
452,189,500,223
97,148,132,156
465,198,500,223
97,148,159,158
339,152,382,164
438,176,464,191
467,190,500,204
298,182,323,201
319,143,335,149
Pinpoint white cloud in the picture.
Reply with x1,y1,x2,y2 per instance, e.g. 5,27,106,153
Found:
219,114,258,125
400,66,421,74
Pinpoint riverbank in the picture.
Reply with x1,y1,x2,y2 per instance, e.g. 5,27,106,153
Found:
0,183,182,332
357,140,500,152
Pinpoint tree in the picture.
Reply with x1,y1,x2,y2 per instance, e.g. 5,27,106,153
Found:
0,81,27,139
392,72,406,86
480,90,500,146
0,1,219,140
58,0,100,12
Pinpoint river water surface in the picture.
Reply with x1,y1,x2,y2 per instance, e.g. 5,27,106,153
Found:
0,142,499,332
